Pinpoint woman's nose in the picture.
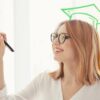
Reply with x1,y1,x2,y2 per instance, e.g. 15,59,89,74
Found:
53,37,60,45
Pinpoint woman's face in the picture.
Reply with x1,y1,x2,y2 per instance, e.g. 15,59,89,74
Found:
52,24,76,63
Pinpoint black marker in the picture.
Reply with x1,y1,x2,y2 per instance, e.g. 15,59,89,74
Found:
4,40,14,52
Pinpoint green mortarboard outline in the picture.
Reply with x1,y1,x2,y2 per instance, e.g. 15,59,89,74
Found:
61,4,100,31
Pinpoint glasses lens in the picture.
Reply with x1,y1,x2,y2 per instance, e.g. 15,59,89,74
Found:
51,33,58,42
59,34,66,43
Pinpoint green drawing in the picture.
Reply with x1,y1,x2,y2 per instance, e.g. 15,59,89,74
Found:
61,4,100,31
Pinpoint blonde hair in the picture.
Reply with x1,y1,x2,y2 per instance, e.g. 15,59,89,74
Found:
49,20,100,85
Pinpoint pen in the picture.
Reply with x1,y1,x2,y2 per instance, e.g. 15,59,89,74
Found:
4,40,14,52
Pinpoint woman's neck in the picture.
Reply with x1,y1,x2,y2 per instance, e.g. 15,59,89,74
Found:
62,61,78,84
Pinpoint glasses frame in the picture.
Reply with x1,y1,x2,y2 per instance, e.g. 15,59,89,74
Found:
50,32,71,44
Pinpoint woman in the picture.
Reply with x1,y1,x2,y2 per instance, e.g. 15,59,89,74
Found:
0,20,100,100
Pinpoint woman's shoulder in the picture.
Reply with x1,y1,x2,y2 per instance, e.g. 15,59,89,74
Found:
92,80,100,90
82,80,100,95
33,70,56,83
31,70,59,89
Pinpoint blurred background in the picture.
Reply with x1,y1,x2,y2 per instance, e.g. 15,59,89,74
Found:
0,0,100,94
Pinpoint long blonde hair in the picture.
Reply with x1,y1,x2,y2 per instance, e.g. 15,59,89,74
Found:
49,20,100,85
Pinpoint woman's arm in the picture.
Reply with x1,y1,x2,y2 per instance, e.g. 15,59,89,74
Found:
0,33,6,90
0,72,44,100
0,33,46,100
0,59,5,90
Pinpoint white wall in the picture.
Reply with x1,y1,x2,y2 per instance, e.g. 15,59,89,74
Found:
14,0,31,92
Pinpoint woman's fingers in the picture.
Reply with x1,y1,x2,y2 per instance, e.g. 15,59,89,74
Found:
0,32,7,41
0,33,6,59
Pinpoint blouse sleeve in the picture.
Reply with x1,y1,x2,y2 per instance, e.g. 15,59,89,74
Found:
0,72,46,100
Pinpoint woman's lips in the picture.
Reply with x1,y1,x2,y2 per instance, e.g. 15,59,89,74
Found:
54,47,64,54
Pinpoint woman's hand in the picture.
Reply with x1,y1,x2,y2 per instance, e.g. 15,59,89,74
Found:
0,32,7,89
0,32,7,60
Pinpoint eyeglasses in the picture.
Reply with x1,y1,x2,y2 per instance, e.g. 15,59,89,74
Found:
50,33,71,44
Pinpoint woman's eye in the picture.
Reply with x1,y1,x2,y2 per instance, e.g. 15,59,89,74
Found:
54,34,58,38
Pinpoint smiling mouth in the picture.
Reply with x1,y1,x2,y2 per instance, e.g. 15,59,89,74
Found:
54,48,64,54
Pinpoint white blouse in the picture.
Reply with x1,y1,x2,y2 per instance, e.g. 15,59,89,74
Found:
0,71,100,100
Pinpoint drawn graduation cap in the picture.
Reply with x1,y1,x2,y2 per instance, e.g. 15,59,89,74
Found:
61,4,100,31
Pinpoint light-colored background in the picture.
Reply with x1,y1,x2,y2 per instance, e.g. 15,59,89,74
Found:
0,0,100,94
